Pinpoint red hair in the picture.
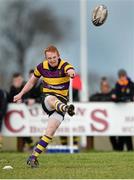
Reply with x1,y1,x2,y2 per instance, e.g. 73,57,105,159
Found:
44,45,60,57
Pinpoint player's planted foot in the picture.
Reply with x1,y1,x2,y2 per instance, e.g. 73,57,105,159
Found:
27,156,39,168
66,104,75,116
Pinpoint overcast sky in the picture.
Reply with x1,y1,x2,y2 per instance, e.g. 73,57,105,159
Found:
88,0,134,79
0,0,133,87
38,0,134,80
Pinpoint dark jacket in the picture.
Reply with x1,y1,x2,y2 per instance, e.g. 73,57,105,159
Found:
24,80,43,103
113,78,134,102
8,82,26,103
90,91,113,102
8,81,42,103
0,89,8,131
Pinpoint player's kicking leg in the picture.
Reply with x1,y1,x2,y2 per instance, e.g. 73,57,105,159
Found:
27,95,75,168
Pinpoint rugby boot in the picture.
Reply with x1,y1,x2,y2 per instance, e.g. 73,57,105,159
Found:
27,155,39,168
66,104,75,116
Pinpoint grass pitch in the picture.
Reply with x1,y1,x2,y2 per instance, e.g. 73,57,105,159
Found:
0,152,134,179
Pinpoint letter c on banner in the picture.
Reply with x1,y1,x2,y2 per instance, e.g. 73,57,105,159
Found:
4,110,25,132
91,109,109,132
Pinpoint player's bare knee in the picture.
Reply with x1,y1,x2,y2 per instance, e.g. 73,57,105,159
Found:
47,96,58,108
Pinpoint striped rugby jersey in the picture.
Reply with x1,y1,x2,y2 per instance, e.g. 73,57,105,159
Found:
34,59,74,100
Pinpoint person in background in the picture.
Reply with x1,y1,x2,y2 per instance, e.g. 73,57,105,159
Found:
24,69,43,105
8,73,25,103
112,69,134,151
90,77,113,101
8,73,34,152
112,69,134,102
89,77,119,150
0,89,8,150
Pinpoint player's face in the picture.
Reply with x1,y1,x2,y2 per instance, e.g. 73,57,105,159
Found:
46,51,59,67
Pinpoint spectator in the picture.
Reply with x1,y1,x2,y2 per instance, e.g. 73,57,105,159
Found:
90,77,113,101
24,69,43,105
89,77,119,150
112,69,134,102
112,69,134,151
8,73,26,103
8,73,34,152
0,89,8,150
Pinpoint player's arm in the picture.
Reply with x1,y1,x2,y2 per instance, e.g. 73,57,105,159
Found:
13,75,38,102
64,62,75,78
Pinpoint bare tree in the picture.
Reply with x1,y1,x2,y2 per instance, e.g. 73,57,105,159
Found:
0,0,72,79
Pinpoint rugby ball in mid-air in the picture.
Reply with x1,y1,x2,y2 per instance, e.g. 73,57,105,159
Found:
92,5,108,26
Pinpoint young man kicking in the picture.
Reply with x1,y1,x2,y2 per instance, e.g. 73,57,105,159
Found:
13,45,75,168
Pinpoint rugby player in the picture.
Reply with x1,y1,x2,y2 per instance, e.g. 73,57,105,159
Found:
13,45,75,168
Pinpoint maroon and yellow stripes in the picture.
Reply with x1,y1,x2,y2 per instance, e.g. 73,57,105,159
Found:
64,64,74,73
43,81,69,90
33,59,74,98
32,135,52,157
55,100,67,113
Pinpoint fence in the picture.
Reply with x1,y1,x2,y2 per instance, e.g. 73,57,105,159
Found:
2,102,134,136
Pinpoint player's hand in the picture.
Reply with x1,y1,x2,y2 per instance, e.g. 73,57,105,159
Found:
13,93,23,103
66,69,75,78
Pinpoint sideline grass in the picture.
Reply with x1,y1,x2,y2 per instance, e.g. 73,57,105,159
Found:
0,152,134,179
